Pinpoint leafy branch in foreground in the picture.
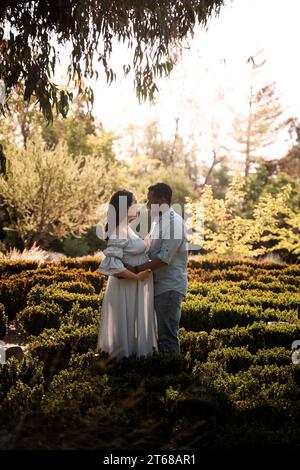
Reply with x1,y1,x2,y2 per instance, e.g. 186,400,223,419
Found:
0,0,225,121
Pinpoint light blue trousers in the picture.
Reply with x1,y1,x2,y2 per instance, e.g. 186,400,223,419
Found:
154,290,183,353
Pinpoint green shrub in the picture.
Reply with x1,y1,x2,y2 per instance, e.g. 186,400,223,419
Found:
278,274,300,287
282,266,300,277
181,295,297,332
54,281,95,295
187,282,210,296
0,276,33,320
60,257,102,272
209,304,261,330
0,260,39,278
211,364,296,402
238,280,297,293
28,324,98,378
65,302,99,328
225,270,249,281
180,299,211,331
17,301,63,336
207,347,253,373
0,356,44,399
210,321,300,352
188,257,287,273
0,381,44,422
0,265,103,321
40,368,108,426
254,348,292,366
0,302,8,339
27,284,100,313
179,328,209,367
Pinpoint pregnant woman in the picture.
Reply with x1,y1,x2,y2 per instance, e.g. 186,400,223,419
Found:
97,189,158,360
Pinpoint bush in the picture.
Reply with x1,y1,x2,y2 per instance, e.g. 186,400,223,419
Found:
27,284,100,314
179,328,209,367
65,302,100,328
0,260,39,278
180,299,211,331
209,303,261,330
54,281,95,295
0,303,8,339
28,324,98,378
180,295,297,332
187,282,210,296
17,301,63,336
254,348,292,366
188,257,287,273
113,351,187,377
0,381,44,422
60,257,102,272
238,280,297,293
210,321,300,352
207,347,253,373
0,265,103,321
0,276,33,320
0,356,44,399
40,368,108,427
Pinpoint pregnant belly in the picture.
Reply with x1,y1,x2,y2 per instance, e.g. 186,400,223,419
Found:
123,253,150,267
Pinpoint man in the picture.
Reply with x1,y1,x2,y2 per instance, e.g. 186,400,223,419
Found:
127,183,188,353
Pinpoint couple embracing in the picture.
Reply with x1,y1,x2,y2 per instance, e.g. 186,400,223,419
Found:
97,183,188,360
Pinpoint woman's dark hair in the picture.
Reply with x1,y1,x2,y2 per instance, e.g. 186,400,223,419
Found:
148,182,172,205
104,189,135,241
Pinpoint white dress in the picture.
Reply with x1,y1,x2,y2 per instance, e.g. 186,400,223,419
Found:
97,226,158,360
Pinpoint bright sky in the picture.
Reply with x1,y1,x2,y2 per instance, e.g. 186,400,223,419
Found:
83,0,300,164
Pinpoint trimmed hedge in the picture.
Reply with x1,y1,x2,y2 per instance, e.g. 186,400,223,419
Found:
0,265,104,320
0,260,39,278
0,356,44,423
181,297,297,332
27,284,100,314
28,324,98,378
206,346,292,373
60,257,102,272
0,356,44,398
0,256,300,448
53,281,95,295
188,257,288,271
17,302,63,336
0,302,8,339
179,328,209,367
210,321,300,352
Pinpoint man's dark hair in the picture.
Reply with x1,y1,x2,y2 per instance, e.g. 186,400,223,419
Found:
148,182,172,205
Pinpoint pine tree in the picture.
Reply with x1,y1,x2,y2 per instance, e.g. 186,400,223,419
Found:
233,53,286,177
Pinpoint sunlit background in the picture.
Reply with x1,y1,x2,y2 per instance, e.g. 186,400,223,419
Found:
1,0,299,259
87,0,300,165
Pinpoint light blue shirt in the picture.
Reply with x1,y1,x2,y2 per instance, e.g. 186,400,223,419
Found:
147,207,188,296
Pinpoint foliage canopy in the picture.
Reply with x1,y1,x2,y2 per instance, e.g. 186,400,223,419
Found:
0,0,224,121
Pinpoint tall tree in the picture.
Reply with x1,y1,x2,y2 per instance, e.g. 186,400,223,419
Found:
0,1,225,121
0,138,120,248
233,53,286,177
119,119,200,189
0,86,117,161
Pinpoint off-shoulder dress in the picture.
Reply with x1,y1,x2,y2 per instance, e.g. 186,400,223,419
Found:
97,226,158,359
